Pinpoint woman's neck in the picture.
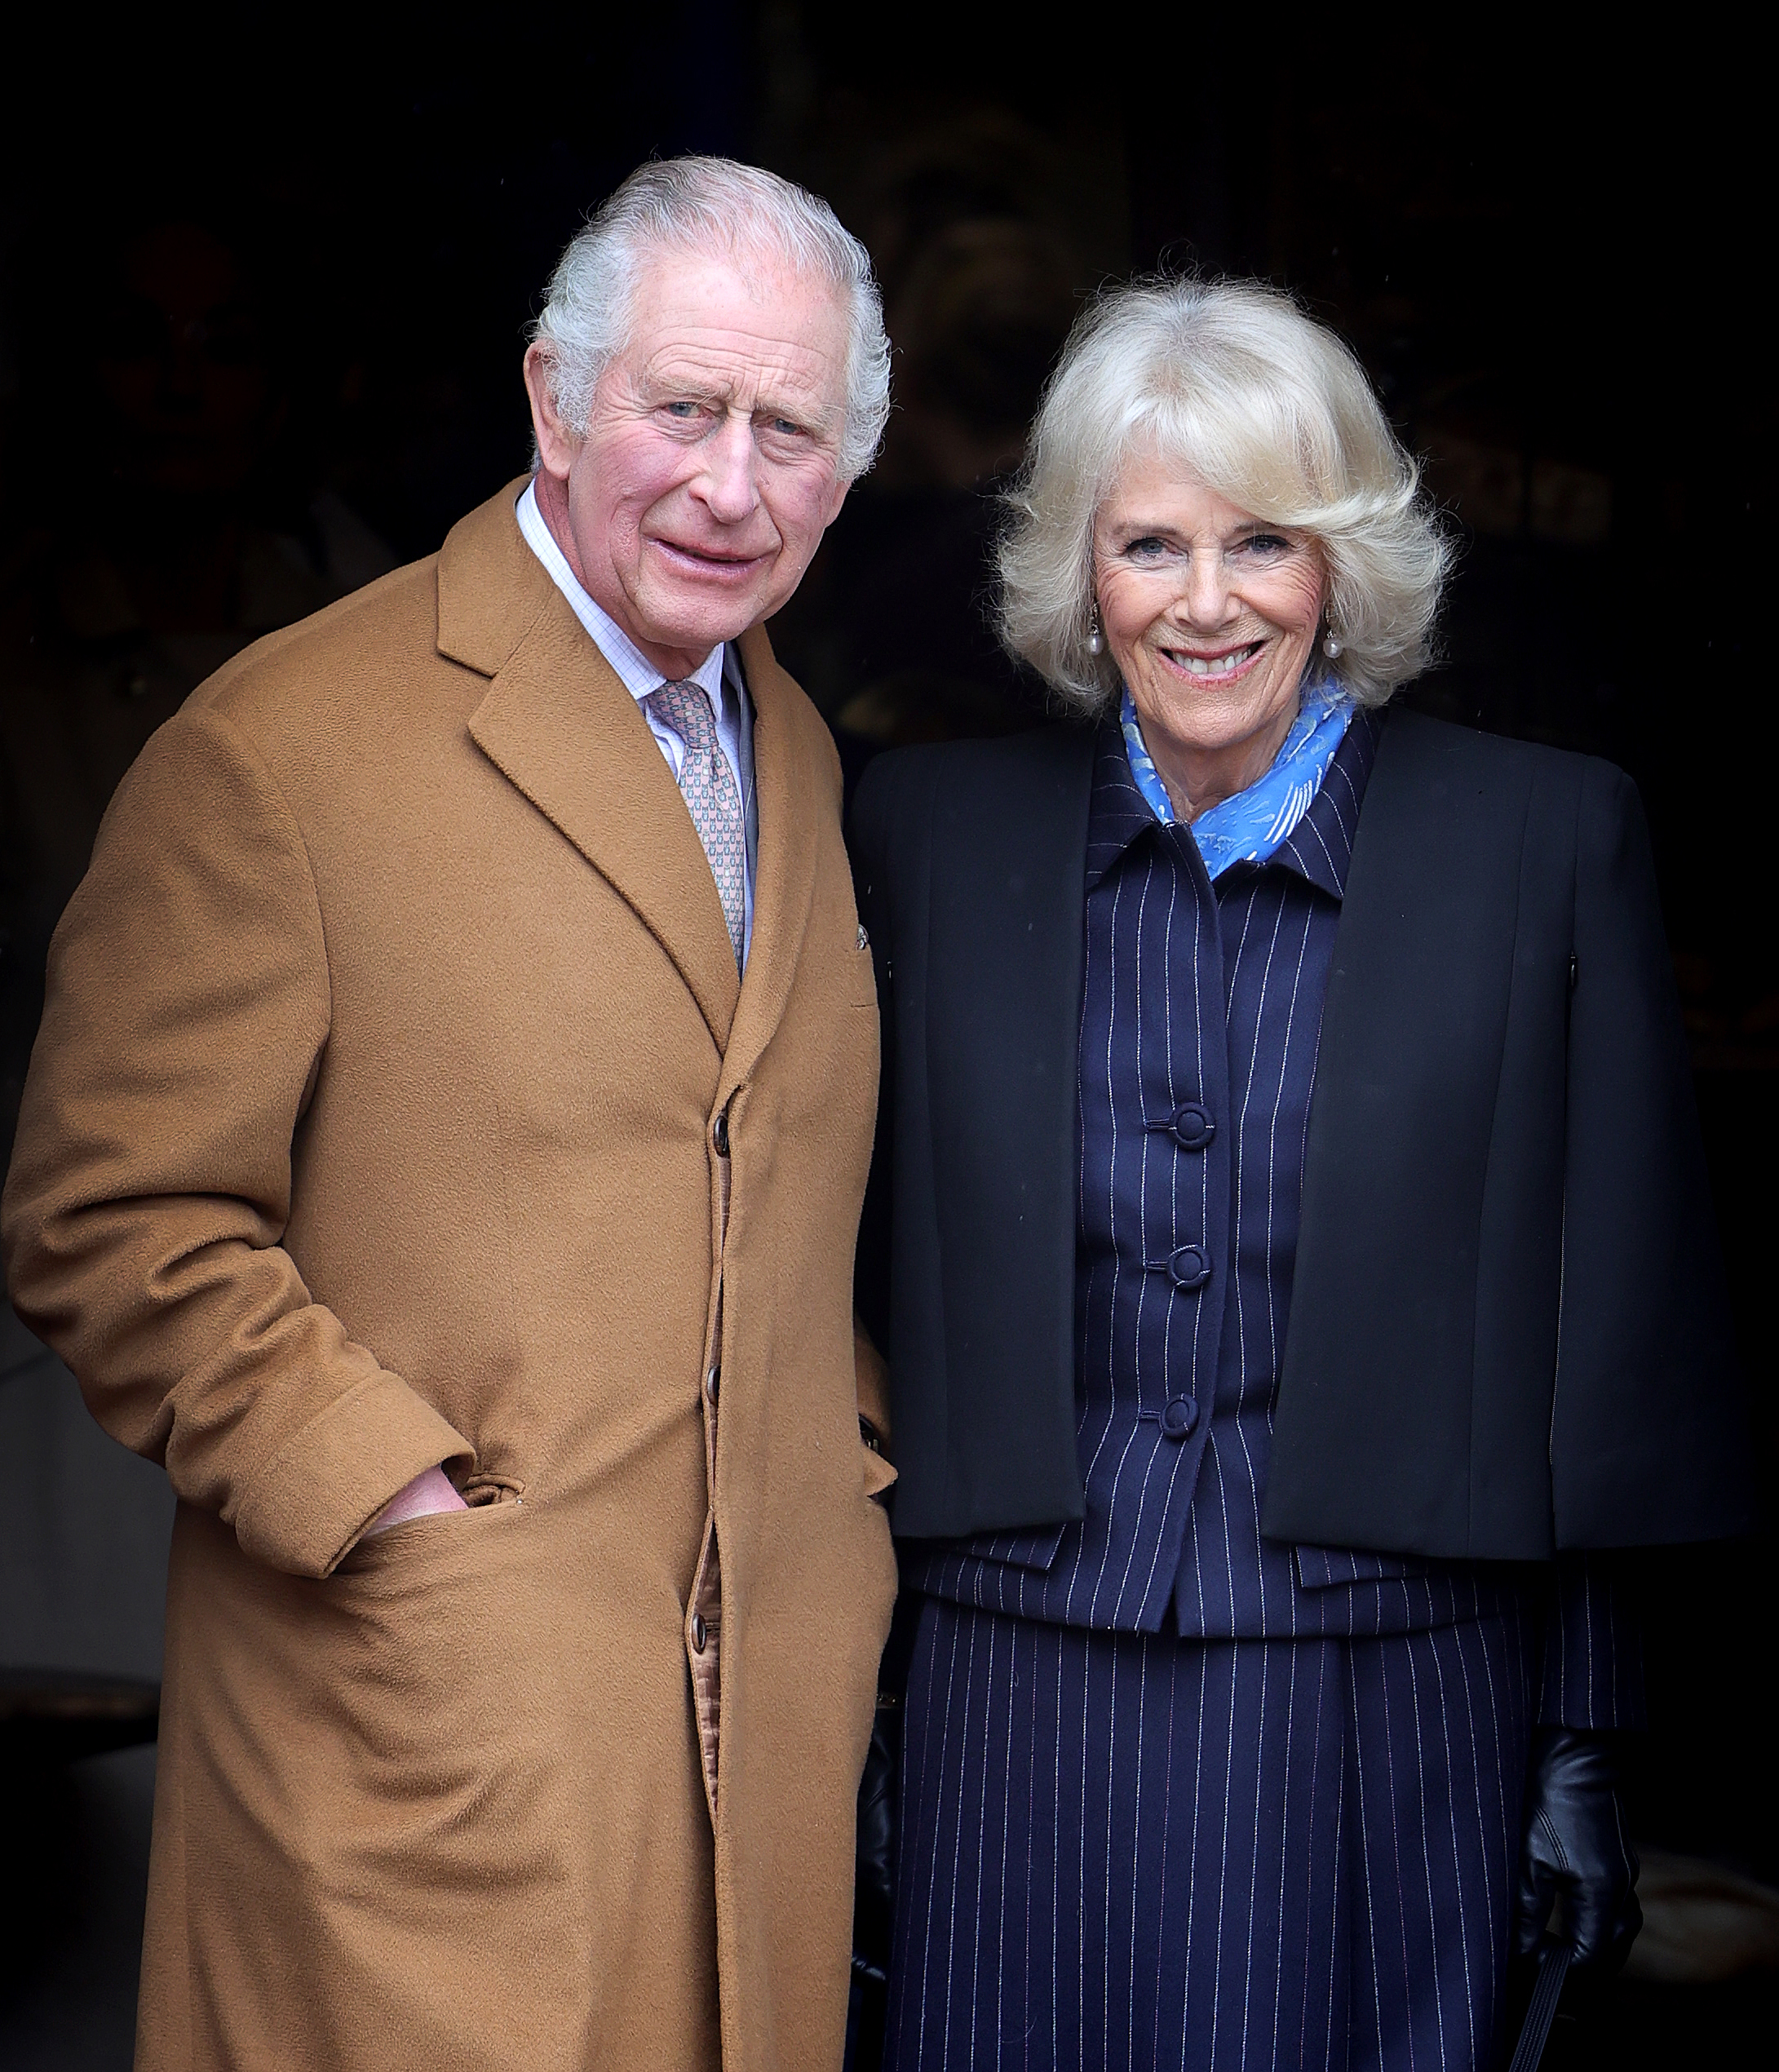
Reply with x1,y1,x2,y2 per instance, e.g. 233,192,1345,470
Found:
1147,700,1299,824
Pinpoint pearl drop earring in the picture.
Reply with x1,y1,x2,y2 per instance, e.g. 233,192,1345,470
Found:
1087,604,1104,658
1322,631,1343,659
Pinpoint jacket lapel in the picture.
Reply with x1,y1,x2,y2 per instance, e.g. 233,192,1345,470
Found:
441,483,741,1048
715,625,820,1100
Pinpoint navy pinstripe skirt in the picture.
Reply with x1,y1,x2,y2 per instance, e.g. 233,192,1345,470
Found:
886,1598,1538,2072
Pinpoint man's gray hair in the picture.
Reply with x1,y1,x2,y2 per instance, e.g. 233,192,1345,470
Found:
998,277,1454,712
530,157,891,481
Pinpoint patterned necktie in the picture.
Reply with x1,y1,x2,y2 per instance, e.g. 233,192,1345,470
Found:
647,679,746,969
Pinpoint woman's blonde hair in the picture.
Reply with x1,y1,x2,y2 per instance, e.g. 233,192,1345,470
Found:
997,276,1453,713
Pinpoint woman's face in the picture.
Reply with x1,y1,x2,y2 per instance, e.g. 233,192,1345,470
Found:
1093,449,1327,807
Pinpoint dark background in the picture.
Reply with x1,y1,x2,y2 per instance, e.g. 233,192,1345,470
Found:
1,7,1772,2065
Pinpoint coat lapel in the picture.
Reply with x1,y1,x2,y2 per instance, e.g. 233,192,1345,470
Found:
715,625,821,1101
441,483,741,1048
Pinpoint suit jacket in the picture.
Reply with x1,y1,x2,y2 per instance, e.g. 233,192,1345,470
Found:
2,481,896,2072
850,709,1752,1559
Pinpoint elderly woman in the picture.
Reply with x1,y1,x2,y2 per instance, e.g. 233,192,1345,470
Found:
848,279,1750,2070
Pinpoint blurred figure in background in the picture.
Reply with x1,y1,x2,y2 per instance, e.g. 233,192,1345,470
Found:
770,112,1115,781
1,217,391,1168
817,218,1074,762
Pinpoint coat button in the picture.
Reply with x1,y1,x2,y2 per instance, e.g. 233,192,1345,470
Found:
1170,1101,1215,1150
691,1613,708,1652
705,1366,719,1404
712,1109,730,1157
1162,1395,1199,1440
1168,1244,1210,1290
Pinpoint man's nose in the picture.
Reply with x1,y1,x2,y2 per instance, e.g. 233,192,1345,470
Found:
695,411,761,523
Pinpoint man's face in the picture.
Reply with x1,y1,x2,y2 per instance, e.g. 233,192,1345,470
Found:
525,249,853,677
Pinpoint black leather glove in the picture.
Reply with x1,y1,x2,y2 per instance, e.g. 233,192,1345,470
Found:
1514,1727,1641,1974
853,1693,900,1989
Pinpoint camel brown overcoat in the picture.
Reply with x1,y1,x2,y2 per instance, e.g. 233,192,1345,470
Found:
2,483,899,2070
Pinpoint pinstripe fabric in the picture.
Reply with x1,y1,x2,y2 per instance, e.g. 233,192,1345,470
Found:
887,1596,1544,2071
887,714,1643,2070
904,716,1639,1722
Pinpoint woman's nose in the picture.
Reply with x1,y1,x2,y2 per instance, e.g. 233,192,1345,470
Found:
1176,554,1237,626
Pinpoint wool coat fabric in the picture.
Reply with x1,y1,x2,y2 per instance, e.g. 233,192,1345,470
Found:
2,481,898,2072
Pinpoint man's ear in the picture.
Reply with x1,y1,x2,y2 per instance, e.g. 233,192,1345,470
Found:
523,344,578,481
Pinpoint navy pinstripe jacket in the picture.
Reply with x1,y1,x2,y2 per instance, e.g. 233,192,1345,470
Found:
881,717,1634,1711
851,707,1750,1576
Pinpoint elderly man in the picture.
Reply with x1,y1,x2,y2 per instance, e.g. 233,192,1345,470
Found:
3,158,897,2072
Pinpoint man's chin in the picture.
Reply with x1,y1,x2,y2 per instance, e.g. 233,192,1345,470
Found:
639,580,774,656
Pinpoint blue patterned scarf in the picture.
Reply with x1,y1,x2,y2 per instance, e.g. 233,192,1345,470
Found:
1120,680,1354,879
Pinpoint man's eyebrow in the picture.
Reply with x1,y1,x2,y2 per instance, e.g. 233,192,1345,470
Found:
635,371,733,405
756,397,833,427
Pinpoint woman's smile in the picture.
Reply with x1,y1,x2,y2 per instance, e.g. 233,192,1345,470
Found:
1156,637,1267,683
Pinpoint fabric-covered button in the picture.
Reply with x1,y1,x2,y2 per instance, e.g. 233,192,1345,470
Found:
1168,1244,1211,1290
1170,1101,1215,1150
691,1612,708,1652
1161,1395,1199,1440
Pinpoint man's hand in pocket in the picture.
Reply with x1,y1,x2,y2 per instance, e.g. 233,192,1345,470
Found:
363,1463,469,1539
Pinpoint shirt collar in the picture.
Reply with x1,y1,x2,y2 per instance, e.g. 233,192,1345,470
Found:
515,476,738,715
1086,704,1381,901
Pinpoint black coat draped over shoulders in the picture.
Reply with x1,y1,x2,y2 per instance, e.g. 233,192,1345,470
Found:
849,707,1752,1561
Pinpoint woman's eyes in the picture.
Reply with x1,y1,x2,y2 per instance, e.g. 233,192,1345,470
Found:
1120,533,1294,562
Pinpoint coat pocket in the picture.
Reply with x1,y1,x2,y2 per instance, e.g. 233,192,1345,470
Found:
334,1479,522,1576
314,1498,552,1809
170,1499,600,2061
